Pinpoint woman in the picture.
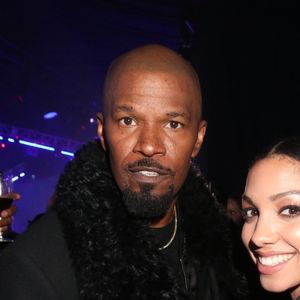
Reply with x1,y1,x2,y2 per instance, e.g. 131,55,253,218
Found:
242,137,300,300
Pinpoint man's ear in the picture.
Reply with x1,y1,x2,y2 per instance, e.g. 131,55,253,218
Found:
191,120,207,158
97,112,106,151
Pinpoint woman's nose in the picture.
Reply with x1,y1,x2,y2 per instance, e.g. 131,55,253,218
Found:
250,215,279,247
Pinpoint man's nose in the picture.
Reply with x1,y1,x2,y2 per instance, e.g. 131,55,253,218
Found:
250,214,279,247
133,125,166,157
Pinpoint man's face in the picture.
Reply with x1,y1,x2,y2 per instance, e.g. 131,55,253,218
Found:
98,69,206,218
227,198,242,225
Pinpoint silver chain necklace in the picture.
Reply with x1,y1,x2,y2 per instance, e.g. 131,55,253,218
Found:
158,206,177,251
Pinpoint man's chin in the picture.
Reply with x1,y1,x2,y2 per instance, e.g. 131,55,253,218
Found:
127,207,166,220
122,185,174,219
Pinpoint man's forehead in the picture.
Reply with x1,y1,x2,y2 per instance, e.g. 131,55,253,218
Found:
111,70,197,94
102,45,202,118
110,101,192,117
109,71,198,101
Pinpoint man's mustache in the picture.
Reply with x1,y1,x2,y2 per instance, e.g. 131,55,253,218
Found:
127,158,174,176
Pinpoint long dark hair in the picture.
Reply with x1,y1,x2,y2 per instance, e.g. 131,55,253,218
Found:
250,136,300,168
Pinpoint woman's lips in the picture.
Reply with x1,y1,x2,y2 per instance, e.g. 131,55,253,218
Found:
254,252,295,275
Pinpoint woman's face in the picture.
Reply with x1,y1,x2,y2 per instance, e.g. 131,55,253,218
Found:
242,155,300,299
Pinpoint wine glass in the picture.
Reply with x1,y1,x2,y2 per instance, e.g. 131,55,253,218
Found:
0,174,14,243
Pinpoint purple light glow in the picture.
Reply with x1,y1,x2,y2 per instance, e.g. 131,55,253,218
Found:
43,112,58,120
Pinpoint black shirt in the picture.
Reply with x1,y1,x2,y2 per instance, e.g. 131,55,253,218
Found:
151,218,186,292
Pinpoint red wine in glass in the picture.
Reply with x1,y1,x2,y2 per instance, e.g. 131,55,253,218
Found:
0,173,14,243
0,197,13,211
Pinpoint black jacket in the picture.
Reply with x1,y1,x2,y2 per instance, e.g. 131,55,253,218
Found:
0,141,246,300
0,211,78,299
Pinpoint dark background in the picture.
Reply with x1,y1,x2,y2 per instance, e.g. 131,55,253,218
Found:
185,14,300,196
0,1,299,231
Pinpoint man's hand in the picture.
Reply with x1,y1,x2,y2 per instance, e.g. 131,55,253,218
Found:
0,192,20,233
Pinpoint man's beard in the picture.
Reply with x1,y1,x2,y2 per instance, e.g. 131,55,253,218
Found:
122,183,174,219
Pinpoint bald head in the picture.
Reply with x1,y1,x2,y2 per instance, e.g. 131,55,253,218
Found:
103,44,202,118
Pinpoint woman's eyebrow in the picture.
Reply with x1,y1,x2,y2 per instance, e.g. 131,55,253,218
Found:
270,190,300,201
241,194,254,205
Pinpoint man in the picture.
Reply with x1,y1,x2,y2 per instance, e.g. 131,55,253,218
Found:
0,44,246,299
227,195,243,226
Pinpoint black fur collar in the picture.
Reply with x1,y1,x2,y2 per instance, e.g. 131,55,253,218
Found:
54,141,245,300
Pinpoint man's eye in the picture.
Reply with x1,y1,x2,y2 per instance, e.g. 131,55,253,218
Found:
166,121,182,129
119,117,136,126
241,208,258,221
229,209,240,216
280,205,300,217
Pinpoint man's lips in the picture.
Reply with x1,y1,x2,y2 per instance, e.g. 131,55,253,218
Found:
126,159,174,183
126,166,172,184
128,166,171,176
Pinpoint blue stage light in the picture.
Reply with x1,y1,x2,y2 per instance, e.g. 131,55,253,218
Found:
61,150,74,157
12,176,19,182
19,140,55,151
8,138,15,143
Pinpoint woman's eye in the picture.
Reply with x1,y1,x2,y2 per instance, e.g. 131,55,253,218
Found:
166,121,182,129
241,208,258,220
281,205,300,217
120,117,136,126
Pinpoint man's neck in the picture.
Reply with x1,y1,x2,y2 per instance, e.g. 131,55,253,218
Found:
149,200,176,228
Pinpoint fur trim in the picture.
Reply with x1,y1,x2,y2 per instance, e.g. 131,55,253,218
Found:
54,141,246,300
180,167,247,298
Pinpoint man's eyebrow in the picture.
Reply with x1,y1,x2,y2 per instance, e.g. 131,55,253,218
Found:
270,190,300,201
166,112,189,119
166,112,185,117
114,105,134,113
